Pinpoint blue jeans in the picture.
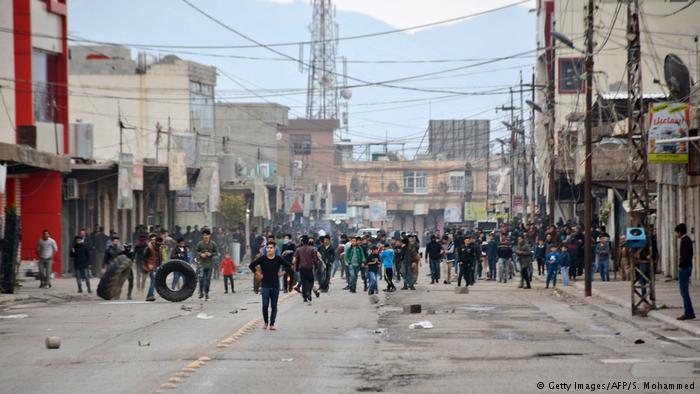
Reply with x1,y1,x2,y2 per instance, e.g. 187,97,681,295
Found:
172,272,182,289
348,264,360,292
146,269,157,298
429,258,441,281
546,265,558,287
199,268,212,295
403,260,414,287
368,271,378,294
598,259,610,281
679,267,695,318
261,287,280,326
75,268,91,292
488,257,497,279
560,266,570,286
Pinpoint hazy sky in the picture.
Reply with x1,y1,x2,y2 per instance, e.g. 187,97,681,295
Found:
265,0,536,30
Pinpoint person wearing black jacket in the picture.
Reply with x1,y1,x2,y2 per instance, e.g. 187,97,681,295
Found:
426,235,443,284
318,235,335,292
70,236,92,293
458,235,478,287
496,238,514,283
675,223,695,320
249,241,292,330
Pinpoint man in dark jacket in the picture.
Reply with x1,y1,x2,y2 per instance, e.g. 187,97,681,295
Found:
317,235,335,292
71,236,92,293
675,223,695,320
426,235,443,284
458,235,478,287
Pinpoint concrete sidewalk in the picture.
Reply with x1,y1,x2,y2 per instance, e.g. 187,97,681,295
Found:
544,274,700,336
0,277,96,307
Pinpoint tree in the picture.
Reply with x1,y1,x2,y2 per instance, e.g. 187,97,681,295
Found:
218,194,247,228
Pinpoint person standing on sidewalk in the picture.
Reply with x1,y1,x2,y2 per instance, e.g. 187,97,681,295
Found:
70,236,91,293
249,241,292,330
545,245,559,289
36,230,58,289
675,223,695,321
195,229,219,301
595,236,611,282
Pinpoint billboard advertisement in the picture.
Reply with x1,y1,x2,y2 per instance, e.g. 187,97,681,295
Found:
648,102,690,164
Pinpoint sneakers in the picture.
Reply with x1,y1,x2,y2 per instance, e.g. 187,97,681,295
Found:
313,289,320,298
205,294,209,301
677,315,696,321
146,297,155,302
198,293,204,299
409,286,416,290
78,289,83,293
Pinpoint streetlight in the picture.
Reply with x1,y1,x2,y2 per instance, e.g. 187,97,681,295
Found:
550,2,593,298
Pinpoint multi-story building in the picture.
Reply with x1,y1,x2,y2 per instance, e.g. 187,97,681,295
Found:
535,0,700,279
0,0,71,275
339,157,488,233
67,46,218,248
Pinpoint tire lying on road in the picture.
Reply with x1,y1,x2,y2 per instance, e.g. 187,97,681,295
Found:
96,255,134,300
155,259,197,302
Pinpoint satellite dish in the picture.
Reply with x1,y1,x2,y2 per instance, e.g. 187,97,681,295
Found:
664,54,692,101
341,88,352,100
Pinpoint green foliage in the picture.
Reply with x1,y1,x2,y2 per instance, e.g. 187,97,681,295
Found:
218,194,247,227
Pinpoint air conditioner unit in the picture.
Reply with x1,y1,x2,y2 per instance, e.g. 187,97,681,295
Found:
294,160,304,169
63,178,79,200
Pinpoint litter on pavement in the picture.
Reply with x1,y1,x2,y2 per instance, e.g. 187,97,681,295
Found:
280,358,294,363
409,321,434,329
196,313,214,320
0,314,28,319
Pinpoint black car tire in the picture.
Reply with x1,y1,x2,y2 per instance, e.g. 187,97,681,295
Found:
96,255,133,300
155,259,197,302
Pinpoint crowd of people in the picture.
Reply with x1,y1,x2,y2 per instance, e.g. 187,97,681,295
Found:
37,217,692,325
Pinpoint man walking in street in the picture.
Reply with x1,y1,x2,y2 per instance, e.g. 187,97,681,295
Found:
345,237,366,293
496,237,513,284
675,223,695,321
196,229,219,301
143,236,164,302
380,242,396,292
70,236,91,293
292,236,321,303
442,235,454,284
249,241,292,330
486,233,498,280
400,238,417,290
318,235,335,292
36,230,58,289
426,235,443,284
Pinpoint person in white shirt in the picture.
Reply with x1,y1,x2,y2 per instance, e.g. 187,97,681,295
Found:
36,229,58,288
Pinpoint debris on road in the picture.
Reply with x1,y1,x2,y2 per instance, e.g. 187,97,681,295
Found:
45,336,61,349
0,314,28,319
409,321,434,329
241,307,248,311
369,294,380,304
455,287,469,294
229,309,238,314
403,304,421,314
180,305,193,311
196,313,214,320
138,340,151,347
280,358,294,363
634,339,645,344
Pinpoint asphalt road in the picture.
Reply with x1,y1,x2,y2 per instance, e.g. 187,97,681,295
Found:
1,273,699,394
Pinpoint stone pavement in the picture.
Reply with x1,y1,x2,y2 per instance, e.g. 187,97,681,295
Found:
540,273,700,336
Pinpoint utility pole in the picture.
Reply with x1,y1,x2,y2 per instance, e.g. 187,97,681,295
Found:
509,88,515,225
626,0,654,315
167,116,172,163
519,71,527,219
530,71,537,224
546,21,557,226
583,0,594,298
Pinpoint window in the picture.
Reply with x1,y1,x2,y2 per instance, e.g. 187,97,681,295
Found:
290,134,311,155
403,171,428,194
448,174,464,193
558,57,586,93
33,50,59,122
190,81,214,133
